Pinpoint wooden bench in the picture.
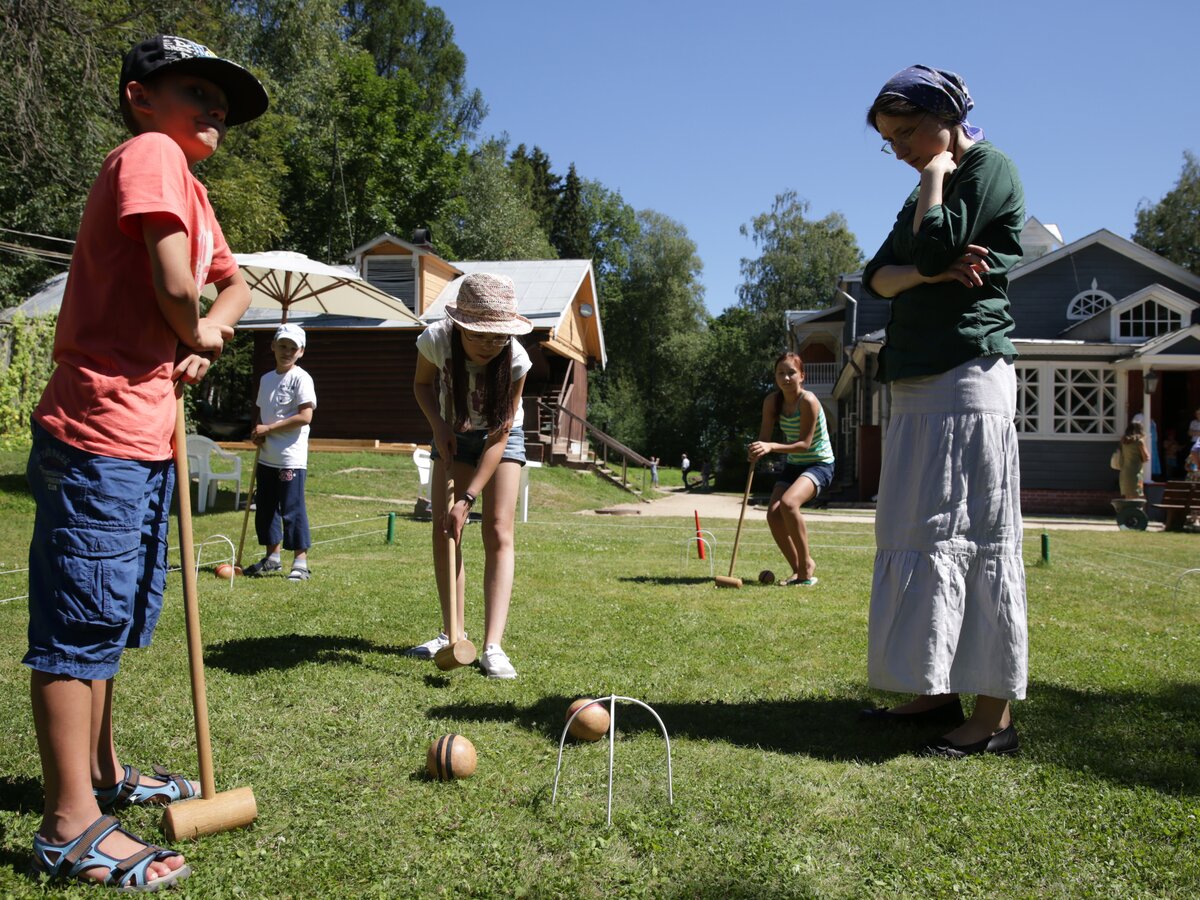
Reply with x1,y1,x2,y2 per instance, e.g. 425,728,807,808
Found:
1150,480,1200,531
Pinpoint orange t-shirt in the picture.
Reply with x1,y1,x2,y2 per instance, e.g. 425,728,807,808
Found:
34,132,237,460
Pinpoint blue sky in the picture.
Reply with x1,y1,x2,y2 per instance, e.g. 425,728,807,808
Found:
434,0,1200,314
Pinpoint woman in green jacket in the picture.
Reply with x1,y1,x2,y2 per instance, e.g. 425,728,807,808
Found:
858,66,1028,758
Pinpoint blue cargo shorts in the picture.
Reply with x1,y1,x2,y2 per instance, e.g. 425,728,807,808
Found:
23,420,175,680
430,426,527,468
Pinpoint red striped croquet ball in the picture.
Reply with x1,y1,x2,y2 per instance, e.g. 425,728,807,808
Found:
426,734,477,781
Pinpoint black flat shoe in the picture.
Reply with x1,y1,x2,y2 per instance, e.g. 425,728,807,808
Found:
921,723,1020,759
858,698,965,727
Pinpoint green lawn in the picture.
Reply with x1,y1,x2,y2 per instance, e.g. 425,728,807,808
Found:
0,447,1197,898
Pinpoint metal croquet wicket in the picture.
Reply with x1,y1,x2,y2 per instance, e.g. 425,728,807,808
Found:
552,695,673,825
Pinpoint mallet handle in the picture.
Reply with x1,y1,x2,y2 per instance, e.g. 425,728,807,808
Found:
727,465,755,578
446,479,458,642
173,396,218,800
235,446,260,569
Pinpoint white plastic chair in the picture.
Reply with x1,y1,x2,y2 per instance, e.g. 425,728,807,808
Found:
185,435,243,513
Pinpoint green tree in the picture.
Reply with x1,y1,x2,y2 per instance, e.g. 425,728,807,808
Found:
551,164,591,260
1134,150,1200,273
508,144,559,235
433,142,556,261
592,210,707,460
343,0,486,136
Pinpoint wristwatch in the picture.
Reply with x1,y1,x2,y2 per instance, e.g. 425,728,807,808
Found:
462,491,477,509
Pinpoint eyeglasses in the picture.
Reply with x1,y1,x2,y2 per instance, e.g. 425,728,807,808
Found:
462,330,510,349
880,113,927,155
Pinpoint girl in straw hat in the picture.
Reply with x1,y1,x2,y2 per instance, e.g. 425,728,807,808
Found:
408,273,533,678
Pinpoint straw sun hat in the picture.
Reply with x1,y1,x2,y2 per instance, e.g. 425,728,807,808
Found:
444,273,533,336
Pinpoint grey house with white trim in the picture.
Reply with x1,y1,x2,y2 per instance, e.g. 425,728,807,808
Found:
787,219,1200,514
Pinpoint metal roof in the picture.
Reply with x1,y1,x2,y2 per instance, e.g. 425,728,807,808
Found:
423,260,593,322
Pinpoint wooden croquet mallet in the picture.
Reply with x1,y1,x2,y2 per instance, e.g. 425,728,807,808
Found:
435,478,476,670
715,465,755,588
231,445,261,576
163,396,257,841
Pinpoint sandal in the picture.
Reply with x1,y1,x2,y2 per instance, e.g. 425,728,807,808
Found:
95,765,197,812
30,814,190,892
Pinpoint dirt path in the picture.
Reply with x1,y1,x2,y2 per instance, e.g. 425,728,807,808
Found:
586,487,1133,532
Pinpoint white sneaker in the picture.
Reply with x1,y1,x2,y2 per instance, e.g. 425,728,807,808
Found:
479,644,517,679
404,632,449,659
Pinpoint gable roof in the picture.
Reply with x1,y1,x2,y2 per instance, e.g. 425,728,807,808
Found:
1010,228,1200,292
1059,282,1198,339
425,260,606,366
348,233,442,259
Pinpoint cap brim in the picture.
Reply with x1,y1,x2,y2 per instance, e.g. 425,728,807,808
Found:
165,57,269,126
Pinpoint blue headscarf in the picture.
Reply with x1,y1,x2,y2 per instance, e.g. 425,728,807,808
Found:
876,65,984,141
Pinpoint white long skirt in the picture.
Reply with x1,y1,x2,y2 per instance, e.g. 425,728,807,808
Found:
868,356,1028,700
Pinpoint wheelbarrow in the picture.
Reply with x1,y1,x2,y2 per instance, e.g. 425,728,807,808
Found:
1111,498,1148,531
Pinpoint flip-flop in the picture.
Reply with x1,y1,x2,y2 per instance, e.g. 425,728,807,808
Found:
777,575,819,587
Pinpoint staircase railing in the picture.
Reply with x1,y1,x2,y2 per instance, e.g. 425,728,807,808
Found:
535,398,652,497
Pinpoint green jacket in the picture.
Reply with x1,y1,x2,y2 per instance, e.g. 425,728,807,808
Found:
863,141,1025,383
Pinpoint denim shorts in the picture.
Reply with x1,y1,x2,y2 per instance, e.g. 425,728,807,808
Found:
776,461,835,497
430,426,526,467
24,421,174,680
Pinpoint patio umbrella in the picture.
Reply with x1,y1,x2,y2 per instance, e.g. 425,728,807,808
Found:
10,252,421,325
231,250,420,323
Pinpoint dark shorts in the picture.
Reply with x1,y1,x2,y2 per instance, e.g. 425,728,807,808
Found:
24,420,174,680
430,426,526,468
255,464,310,551
776,461,835,497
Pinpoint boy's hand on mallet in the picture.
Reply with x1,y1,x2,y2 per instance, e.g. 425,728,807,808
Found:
193,317,235,355
172,349,215,388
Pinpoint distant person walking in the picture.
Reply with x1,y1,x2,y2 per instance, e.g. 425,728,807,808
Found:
649,456,659,488
1118,420,1150,499
681,453,690,488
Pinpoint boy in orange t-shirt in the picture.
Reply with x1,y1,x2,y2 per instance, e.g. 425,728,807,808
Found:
25,35,266,891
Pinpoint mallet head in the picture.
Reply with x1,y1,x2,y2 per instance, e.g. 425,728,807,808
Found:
161,786,257,841
434,638,477,671
715,575,743,589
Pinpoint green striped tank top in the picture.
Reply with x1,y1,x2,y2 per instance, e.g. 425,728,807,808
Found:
779,391,834,465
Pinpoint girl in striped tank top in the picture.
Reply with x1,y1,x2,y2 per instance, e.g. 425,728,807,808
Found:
748,352,836,586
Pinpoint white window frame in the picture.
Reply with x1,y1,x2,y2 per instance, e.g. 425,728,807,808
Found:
1115,299,1183,342
1066,287,1115,321
1014,361,1125,440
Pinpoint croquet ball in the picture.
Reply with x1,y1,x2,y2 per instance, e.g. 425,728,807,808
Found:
566,698,611,742
426,734,476,781
215,564,235,580
759,569,775,585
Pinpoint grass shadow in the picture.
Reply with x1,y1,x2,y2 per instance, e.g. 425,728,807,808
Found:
426,694,914,763
205,633,412,674
0,776,41,814
618,575,715,586
430,679,1200,793
0,473,31,498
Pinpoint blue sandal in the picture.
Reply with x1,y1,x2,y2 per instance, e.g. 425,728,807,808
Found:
95,765,198,812
30,814,190,892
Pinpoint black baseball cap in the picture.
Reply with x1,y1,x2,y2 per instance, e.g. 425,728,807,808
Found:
120,35,268,127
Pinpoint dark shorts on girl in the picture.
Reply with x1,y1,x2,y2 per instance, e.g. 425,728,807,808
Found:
255,463,311,551
431,425,526,467
24,420,175,680
776,461,835,497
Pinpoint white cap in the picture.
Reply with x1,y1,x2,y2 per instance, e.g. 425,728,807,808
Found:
274,323,306,348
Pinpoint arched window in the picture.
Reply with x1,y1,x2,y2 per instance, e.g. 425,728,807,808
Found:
1066,279,1115,321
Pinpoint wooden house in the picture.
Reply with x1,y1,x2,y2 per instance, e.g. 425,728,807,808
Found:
787,219,1200,515
247,233,606,460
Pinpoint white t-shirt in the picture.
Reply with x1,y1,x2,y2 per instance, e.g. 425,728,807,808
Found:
416,319,532,430
256,366,317,468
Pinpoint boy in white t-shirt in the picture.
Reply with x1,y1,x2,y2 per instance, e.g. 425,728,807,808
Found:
245,323,317,581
